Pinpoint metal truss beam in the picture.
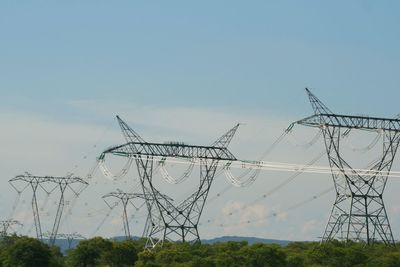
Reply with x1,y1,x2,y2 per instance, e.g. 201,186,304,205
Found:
101,142,237,161
296,114,400,132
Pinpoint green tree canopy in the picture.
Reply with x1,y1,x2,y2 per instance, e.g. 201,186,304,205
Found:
0,236,61,267
102,239,138,267
65,236,112,267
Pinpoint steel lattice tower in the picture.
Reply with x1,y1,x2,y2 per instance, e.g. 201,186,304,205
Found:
43,232,85,249
99,116,238,247
58,233,86,249
294,88,400,245
103,190,161,240
9,173,88,244
0,220,22,237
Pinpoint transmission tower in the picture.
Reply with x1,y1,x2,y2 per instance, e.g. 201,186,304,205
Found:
43,232,85,249
9,173,54,240
99,116,239,247
103,190,149,240
59,233,86,249
293,88,400,245
9,173,88,244
0,220,22,237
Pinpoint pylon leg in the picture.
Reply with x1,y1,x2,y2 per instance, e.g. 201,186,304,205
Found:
31,183,43,241
135,156,218,247
321,127,399,245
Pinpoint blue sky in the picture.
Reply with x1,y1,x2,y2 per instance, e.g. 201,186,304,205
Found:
1,1,400,118
1,1,400,241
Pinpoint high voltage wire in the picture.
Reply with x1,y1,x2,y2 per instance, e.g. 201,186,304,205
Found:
99,155,400,180
205,129,292,204
204,186,334,229
200,151,327,226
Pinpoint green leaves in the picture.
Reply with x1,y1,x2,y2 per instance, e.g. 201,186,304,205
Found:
0,236,63,267
102,240,138,267
1,235,400,267
65,237,112,267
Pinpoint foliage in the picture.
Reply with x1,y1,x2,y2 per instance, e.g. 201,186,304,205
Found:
1,235,400,266
102,240,138,267
0,235,63,267
65,236,112,267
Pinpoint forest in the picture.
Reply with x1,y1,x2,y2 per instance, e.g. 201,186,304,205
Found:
0,235,400,267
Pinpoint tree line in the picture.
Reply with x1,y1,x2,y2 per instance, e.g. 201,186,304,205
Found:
1,235,400,266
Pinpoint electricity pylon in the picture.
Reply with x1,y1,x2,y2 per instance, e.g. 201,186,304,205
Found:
293,88,400,245
9,173,54,240
0,220,22,236
9,173,88,244
43,232,85,249
58,233,85,249
103,190,147,240
100,116,239,247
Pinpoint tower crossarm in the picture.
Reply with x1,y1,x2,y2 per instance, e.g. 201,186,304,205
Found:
49,176,88,185
9,174,88,185
9,175,53,184
295,113,400,132
103,191,173,203
101,142,237,161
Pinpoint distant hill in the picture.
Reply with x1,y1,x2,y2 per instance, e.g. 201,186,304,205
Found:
110,236,140,242
111,235,291,246
201,236,291,246
43,238,82,254
51,235,292,253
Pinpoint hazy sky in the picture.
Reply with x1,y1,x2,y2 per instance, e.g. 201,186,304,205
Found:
1,1,400,241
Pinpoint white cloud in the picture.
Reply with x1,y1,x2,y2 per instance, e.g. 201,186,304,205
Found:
390,205,400,215
276,211,288,222
219,200,268,236
302,219,320,235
